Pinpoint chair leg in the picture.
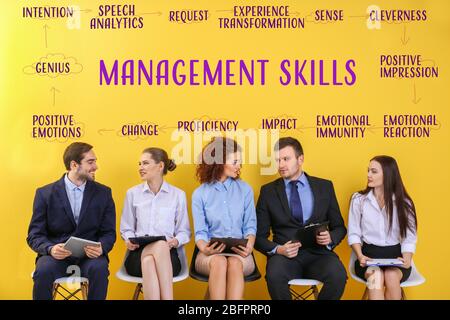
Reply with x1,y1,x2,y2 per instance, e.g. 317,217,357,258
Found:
53,283,82,300
289,287,301,300
133,284,142,300
362,288,368,300
401,288,407,300
289,285,317,300
52,283,59,300
81,282,88,300
204,286,210,300
312,285,319,300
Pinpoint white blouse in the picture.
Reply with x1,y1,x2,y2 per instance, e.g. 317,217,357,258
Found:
120,181,191,248
347,190,417,253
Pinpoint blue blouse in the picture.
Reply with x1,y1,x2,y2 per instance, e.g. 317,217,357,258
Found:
192,177,257,243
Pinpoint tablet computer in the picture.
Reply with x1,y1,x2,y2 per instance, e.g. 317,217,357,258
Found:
210,237,248,254
128,236,166,247
63,236,101,258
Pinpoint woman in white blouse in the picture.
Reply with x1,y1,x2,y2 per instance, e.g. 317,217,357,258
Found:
348,155,418,300
120,148,191,300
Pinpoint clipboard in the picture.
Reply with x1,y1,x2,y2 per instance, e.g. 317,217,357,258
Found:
366,259,404,267
294,221,329,248
210,237,248,254
128,235,166,247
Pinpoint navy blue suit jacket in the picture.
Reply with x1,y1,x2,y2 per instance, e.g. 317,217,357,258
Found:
27,175,116,257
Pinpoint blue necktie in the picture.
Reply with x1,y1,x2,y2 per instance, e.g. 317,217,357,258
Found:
289,180,304,224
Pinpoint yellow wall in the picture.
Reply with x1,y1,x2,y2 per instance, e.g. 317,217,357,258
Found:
1,0,449,299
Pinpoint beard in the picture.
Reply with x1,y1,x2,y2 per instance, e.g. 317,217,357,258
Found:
77,167,95,181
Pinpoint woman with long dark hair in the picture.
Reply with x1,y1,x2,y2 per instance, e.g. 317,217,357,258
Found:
348,155,418,300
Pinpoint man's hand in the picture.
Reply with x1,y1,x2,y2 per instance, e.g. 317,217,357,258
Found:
276,240,302,258
85,243,103,259
50,244,72,260
316,231,332,246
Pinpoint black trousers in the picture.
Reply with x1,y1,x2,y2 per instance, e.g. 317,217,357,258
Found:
265,248,347,300
33,255,109,300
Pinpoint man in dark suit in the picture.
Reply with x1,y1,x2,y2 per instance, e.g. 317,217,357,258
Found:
27,142,116,300
255,137,347,300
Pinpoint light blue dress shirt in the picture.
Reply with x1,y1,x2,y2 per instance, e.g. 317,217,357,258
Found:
192,177,257,243
64,174,86,224
284,172,314,223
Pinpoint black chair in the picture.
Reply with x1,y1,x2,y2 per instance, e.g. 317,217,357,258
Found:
189,246,261,282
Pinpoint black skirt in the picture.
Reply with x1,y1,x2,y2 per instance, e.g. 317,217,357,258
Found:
125,245,181,277
355,242,411,283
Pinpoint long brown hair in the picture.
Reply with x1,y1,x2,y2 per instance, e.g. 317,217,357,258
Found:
359,155,417,239
196,137,241,184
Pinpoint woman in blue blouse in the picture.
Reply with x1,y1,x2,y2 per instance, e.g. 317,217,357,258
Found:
192,137,257,300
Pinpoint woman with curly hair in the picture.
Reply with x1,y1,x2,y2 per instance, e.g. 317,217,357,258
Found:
192,137,257,300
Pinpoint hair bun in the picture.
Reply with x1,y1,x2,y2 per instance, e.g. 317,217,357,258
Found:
167,159,177,171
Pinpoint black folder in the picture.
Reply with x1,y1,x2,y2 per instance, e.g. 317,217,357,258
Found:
129,235,166,246
210,237,248,254
294,221,329,248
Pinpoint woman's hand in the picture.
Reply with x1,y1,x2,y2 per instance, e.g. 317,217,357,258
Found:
201,241,226,256
167,237,179,249
398,256,412,269
231,244,253,258
125,240,139,251
357,254,372,267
